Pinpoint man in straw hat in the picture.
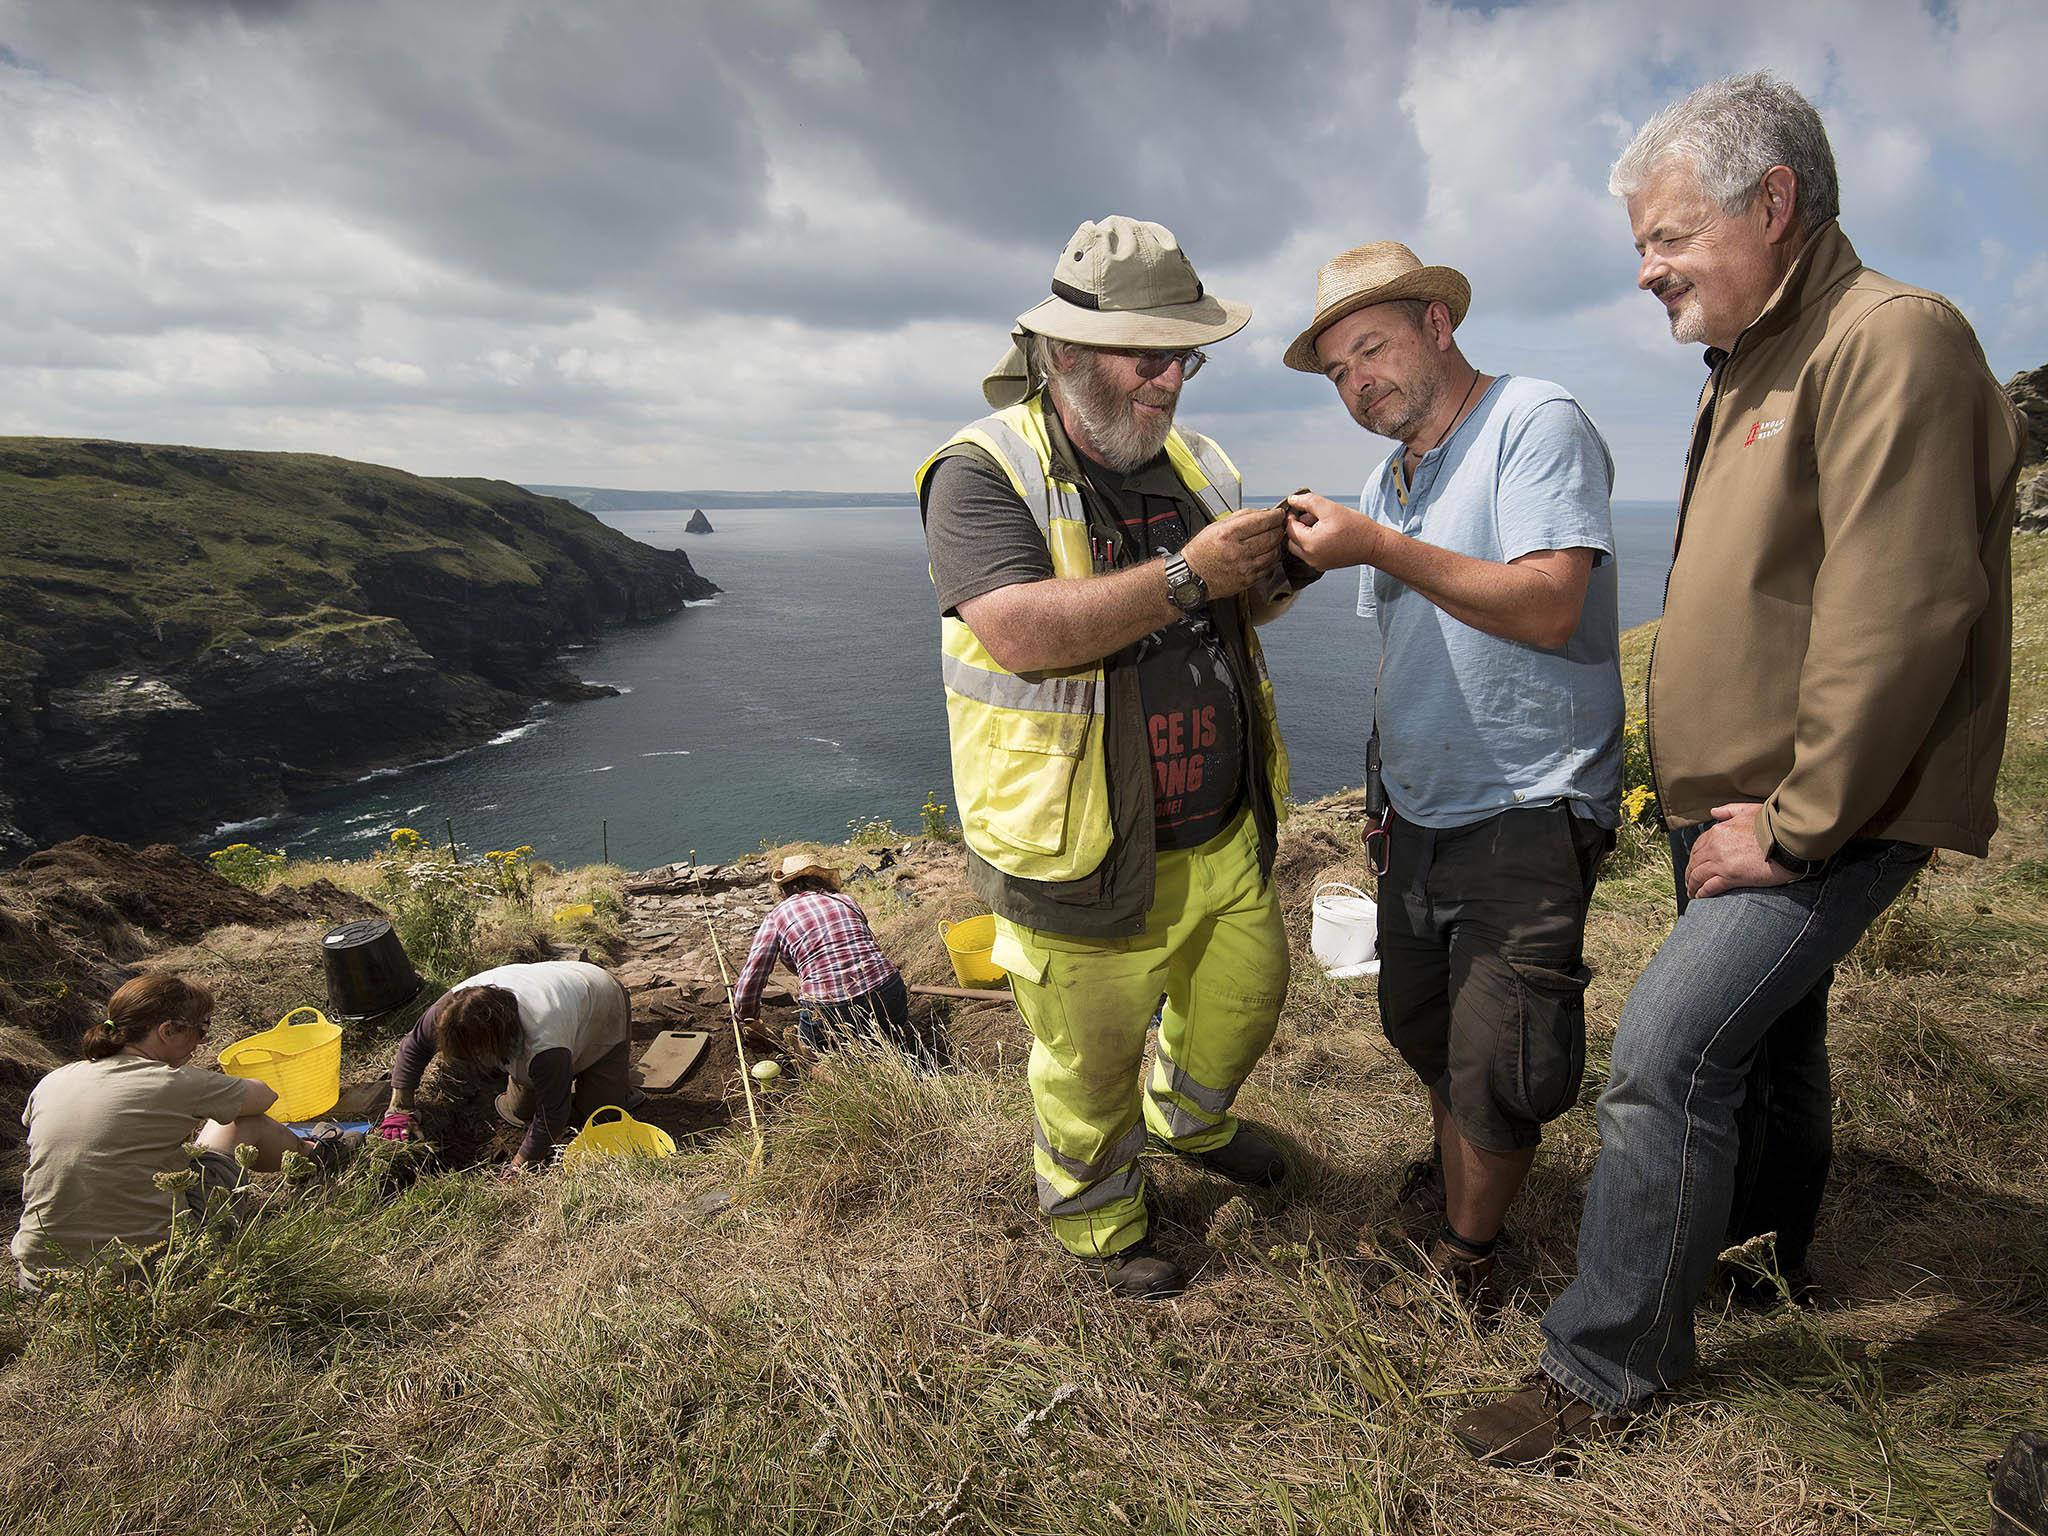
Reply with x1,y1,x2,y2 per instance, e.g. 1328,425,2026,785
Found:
1455,73,2018,1465
1280,242,1623,1312
915,216,1303,1299
732,851,923,1060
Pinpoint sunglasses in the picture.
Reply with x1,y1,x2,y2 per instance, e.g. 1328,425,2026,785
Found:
1100,346,1208,382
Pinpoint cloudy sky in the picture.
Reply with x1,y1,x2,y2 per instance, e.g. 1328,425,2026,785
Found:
3,0,2044,501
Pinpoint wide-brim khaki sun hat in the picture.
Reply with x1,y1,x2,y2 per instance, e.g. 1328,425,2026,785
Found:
1283,241,1472,373
983,216,1251,407
771,851,842,890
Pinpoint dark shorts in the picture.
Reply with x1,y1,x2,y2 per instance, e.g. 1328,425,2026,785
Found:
177,1148,249,1227
1376,803,1612,1152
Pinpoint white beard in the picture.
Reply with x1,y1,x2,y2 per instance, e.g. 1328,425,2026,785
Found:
1054,355,1177,472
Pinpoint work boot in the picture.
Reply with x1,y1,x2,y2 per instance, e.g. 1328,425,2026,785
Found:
1376,1236,1500,1318
1357,1151,1447,1259
1181,1125,1288,1187
1452,1373,1631,1466
1078,1239,1187,1300
1393,1150,1446,1231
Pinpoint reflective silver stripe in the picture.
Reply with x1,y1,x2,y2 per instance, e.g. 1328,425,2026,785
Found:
971,414,1049,529
1179,430,1242,519
1034,1119,1148,1185
1153,1039,1237,1116
969,412,1088,533
1037,1160,1143,1217
941,652,1102,715
1154,1098,1214,1140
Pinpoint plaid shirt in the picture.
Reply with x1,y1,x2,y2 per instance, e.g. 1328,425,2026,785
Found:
733,891,897,1017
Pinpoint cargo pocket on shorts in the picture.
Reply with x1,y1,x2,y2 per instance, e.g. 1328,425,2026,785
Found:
1506,958,1590,1124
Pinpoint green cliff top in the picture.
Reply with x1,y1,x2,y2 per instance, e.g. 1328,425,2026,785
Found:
0,437,694,662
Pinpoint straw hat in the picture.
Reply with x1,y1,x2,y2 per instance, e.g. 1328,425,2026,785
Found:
1283,242,1472,374
983,216,1251,407
770,851,842,890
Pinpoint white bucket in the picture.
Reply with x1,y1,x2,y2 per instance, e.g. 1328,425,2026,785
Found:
1310,881,1380,978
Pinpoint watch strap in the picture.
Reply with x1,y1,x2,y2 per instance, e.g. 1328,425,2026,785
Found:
1766,838,1826,878
1163,550,1206,612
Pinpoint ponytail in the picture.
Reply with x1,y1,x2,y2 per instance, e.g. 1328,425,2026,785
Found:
80,973,215,1060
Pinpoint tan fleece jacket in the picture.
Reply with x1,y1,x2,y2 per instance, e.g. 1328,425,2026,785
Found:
1649,221,2021,861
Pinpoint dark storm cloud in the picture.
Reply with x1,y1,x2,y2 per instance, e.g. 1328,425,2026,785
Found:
3,0,1424,332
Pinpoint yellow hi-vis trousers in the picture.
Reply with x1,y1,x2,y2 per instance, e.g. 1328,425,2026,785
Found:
990,807,1289,1259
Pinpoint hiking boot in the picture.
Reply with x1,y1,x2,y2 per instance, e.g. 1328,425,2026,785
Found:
297,1122,366,1177
1394,1151,1446,1226
1377,1237,1500,1318
1359,1151,1446,1257
494,1087,534,1128
1079,1239,1187,1300
1182,1125,1288,1187
1452,1374,1630,1466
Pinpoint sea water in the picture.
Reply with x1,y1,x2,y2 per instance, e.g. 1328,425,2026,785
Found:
197,502,1677,870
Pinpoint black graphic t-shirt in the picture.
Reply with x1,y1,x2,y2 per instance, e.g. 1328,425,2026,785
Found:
924,428,1245,851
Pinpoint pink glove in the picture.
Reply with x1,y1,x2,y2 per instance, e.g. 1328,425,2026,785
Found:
377,1109,415,1141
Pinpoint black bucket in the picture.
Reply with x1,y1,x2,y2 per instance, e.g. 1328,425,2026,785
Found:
321,918,427,1020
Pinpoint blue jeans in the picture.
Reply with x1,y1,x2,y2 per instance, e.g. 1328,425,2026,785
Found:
1540,832,1929,1412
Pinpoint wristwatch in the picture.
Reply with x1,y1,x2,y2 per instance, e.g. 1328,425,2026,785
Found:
1765,836,1826,879
1163,550,1208,613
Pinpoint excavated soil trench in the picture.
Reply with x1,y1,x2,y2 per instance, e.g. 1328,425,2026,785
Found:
0,836,1022,1214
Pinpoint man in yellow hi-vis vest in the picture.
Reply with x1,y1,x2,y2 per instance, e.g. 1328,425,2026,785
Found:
916,217,1307,1298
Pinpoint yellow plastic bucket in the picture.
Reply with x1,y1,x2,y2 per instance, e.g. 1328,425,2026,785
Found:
217,1006,343,1122
939,914,1006,988
560,1105,677,1169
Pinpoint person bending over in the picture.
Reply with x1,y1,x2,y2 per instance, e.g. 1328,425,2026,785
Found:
734,850,927,1060
380,959,634,1168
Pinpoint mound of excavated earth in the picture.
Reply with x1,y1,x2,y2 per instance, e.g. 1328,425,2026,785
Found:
0,835,373,1057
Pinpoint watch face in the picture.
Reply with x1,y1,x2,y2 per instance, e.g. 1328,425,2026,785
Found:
1170,574,1205,611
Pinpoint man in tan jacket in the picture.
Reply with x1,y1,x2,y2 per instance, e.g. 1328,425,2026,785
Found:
1457,71,2021,1464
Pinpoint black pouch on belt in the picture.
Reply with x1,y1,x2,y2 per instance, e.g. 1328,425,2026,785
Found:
1363,723,1389,876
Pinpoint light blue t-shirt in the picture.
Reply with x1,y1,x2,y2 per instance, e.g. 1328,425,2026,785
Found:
1358,374,1623,830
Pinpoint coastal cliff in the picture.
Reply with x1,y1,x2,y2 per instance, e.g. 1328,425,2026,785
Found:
0,440,717,855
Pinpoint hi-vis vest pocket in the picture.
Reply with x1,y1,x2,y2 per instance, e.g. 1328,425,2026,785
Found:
981,712,1091,855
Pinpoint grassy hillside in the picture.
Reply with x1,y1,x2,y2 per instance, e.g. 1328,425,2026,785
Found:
0,441,704,660
0,541,2042,1534
0,438,716,852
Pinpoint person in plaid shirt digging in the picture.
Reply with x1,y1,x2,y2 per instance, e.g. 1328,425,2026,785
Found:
735,851,928,1061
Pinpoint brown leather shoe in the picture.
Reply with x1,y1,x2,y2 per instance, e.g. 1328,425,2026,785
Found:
1452,1375,1629,1466
1375,1237,1499,1317
1361,1152,1446,1255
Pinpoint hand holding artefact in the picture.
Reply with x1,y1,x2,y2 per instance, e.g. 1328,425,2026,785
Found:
1281,491,1380,572
1182,504,1286,598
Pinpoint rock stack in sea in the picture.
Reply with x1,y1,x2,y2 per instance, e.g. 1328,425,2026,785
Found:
0,439,721,856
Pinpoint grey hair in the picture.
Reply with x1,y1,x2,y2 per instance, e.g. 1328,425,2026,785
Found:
1021,331,1082,385
1609,71,1839,234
